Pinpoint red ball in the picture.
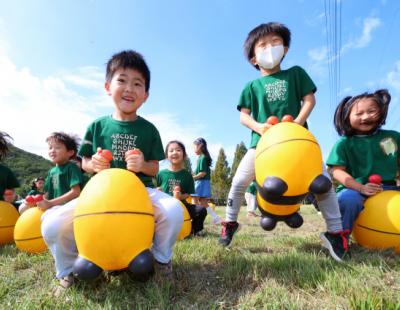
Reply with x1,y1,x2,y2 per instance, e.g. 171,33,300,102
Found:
25,195,35,204
266,116,279,125
33,195,43,203
125,149,140,156
281,115,294,122
98,149,113,162
368,174,382,185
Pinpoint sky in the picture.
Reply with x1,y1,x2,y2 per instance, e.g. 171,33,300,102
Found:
1,0,400,169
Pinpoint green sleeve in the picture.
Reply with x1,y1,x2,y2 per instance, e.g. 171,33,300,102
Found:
78,123,95,158
148,128,165,161
294,66,317,97
237,82,253,111
68,164,84,189
326,139,348,167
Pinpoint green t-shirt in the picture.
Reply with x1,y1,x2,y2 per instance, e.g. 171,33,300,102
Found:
79,115,165,188
327,129,400,192
0,164,20,200
194,155,211,180
246,181,257,195
44,161,83,200
27,189,44,196
156,168,195,197
238,66,316,148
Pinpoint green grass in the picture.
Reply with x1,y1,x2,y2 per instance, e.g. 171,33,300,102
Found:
1,205,400,309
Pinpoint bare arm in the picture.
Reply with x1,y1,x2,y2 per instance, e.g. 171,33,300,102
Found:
240,108,272,136
37,184,81,211
294,92,316,126
193,172,206,180
331,166,381,196
125,149,159,177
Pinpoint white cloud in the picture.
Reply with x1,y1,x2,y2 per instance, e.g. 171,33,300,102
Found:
308,46,328,62
307,16,381,79
0,45,237,168
341,17,381,52
0,47,108,158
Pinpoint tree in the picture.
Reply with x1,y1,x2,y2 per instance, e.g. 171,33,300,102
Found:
211,148,231,205
229,142,247,184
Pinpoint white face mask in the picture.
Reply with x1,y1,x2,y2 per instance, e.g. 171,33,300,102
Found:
255,45,284,69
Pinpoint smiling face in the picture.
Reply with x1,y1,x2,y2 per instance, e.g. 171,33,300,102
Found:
349,98,381,134
167,142,185,166
105,68,149,121
47,139,74,165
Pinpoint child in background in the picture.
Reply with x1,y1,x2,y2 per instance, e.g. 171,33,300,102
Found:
220,22,348,263
19,133,83,215
156,140,207,235
245,181,258,218
0,131,20,208
327,89,400,236
192,137,221,225
27,177,45,196
41,50,183,289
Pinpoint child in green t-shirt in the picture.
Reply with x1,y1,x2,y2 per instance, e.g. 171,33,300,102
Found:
19,132,83,214
192,137,221,225
220,22,348,263
41,50,183,289
0,131,20,208
156,140,207,235
327,89,400,235
27,177,45,196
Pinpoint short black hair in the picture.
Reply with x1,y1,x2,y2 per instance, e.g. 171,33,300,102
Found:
244,22,291,70
105,50,151,92
46,132,80,159
0,131,13,160
334,89,391,136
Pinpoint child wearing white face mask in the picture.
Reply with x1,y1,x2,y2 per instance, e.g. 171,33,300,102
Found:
219,22,348,262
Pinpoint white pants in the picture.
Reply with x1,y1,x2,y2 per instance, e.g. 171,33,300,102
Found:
41,188,183,279
226,148,343,232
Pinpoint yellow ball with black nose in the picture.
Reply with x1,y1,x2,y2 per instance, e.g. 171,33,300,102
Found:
255,122,330,230
73,168,155,281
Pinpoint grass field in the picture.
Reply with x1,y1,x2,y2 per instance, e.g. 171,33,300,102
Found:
1,205,400,309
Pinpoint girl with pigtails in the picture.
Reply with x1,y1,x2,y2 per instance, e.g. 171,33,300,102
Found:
327,89,400,236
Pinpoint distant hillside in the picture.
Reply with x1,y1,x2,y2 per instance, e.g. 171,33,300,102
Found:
3,145,53,196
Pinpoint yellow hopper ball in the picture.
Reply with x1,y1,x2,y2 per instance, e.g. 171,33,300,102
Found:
73,168,155,281
177,201,192,240
0,201,19,244
353,191,400,251
14,207,47,253
255,122,331,230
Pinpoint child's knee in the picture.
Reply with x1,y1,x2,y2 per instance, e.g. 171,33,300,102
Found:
41,217,63,243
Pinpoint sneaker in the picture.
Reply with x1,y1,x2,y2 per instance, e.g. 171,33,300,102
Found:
59,273,75,289
212,216,222,225
320,230,350,262
219,221,241,247
154,260,173,279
